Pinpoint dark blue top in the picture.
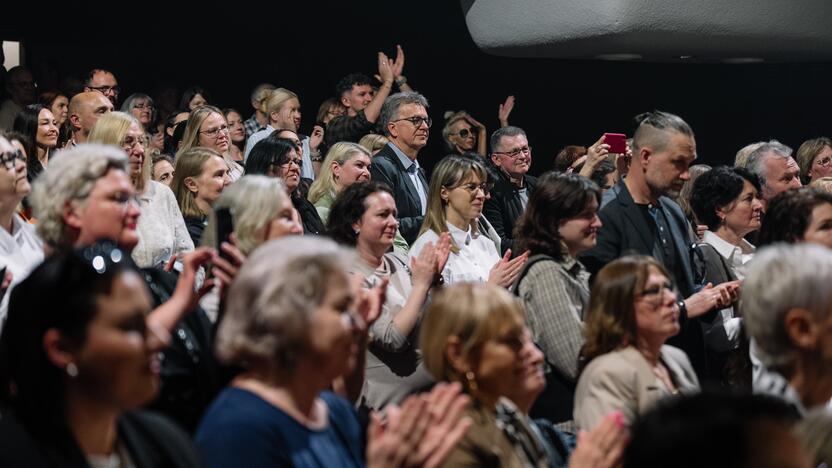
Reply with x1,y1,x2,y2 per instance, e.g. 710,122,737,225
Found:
195,387,365,468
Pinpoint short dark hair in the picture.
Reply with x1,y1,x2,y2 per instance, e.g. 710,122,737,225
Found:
757,187,832,247
625,392,799,468
690,166,762,231
515,171,601,260
84,68,114,86
326,181,393,246
179,86,210,110
244,135,297,177
489,126,526,154
335,73,372,98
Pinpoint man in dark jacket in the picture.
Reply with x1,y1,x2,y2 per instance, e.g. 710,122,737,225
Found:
484,126,537,255
369,91,431,244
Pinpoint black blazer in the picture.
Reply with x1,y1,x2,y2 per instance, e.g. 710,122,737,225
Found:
369,144,428,244
482,170,537,255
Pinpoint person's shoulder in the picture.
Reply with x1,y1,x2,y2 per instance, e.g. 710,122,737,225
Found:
581,348,641,382
120,410,202,468
196,388,289,441
320,391,358,422
409,230,439,255
660,344,692,366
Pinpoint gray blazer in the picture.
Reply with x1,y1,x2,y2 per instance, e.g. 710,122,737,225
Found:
574,345,700,430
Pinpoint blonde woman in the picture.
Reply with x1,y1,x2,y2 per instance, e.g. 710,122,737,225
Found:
88,112,194,268
171,147,231,245
442,111,487,156
178,105,244,182
243,87,319,180
358,133,389,155
409,154,527,287
308,142,372,222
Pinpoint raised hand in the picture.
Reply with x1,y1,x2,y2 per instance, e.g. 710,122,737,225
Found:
309,125,324,151
377,52,395,85
498,95,515,127
580,134,611,178
488,249,530,288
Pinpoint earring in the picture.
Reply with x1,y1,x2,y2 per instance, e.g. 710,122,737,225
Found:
465,371,478,391
66,363,79,378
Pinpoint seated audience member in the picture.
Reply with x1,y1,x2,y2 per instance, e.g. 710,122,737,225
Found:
442,111,487,156
575,255,700,430
171,147,232,245
420,283,628,468
0,66,36,130
410,154,527,287
152,153,175,187
795,137,832,185
553,145,587,173
689,166,761,381
484,126,537,255
757,187,832,249
573,158,616,192
88,112,194,269
223,108,246,162
358,133,389,155
370,92,433,244
743,243,832,415
83,68,120,106
0,241,202,468
809,176,832,192
795,408,832,467
163,110,190,154
315,97,346,127
745,140,802,207
67,91,114,147
243,88,318,180
30,144,218,432
195,236,470,468
243,83,276,137
624,393,808,468
121,93,155,131
179,106,243,181
13,104,58,182
675,163,711,238
497,94,515,128
38,89,69,126
245,136,324,235
512,172,601,426
180,86,209,111
733,141,765,168
325,47,405,147
327,181,448,409
0,134,42,327
309,142,372,223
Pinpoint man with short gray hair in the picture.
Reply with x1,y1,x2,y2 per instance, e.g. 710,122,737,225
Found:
744,140,801,206
369,92,431,244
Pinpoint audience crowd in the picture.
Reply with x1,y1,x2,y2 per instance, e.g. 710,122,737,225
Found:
1,47,832,468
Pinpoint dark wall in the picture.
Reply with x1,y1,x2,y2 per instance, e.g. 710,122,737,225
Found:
8,1,832,175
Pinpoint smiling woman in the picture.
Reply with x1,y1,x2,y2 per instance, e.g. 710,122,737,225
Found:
13,104,58,182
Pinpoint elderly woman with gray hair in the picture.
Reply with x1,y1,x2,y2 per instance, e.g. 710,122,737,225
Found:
742,243,832,415
195,236,471,468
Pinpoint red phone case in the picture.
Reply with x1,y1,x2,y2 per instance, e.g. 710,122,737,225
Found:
603,133,627,154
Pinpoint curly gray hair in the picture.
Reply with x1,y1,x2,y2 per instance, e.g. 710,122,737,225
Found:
30,143,129,248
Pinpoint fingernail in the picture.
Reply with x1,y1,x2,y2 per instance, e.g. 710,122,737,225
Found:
613,411,625,428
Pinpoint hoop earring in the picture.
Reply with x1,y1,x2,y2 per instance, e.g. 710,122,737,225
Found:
465,371,478,391
66,363,79,378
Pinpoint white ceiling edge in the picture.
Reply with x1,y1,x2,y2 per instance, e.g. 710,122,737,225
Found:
462,0,832,62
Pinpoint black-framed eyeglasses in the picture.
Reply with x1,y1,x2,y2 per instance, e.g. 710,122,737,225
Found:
133,102,154,111
76,240,127,274
0,149,26,170
456,128,475,139
200,125,229,139
636,282,678,306
88,85,121,96
493,146,532,159
393,116,432,128
456,181,494,195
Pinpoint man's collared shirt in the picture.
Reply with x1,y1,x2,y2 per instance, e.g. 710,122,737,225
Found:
244,114,266,139
389,143,427,215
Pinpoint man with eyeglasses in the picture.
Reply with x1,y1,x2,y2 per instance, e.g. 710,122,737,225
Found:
66,92,114,147
369,92,431,245
83,68,120,106
580,110,739,381
0,67,36,130
484,126,537,256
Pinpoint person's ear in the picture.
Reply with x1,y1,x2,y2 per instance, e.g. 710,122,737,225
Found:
639,146,653,167
387,122,399,139
444,335,471,374
440,186,450,203
784,308,820,351
43,328,78,371
62,200,84,229
69,113,82,132
269,111,280,124
331,162,342,180
490,153,501,168
184,176,199,194
340,95,351,109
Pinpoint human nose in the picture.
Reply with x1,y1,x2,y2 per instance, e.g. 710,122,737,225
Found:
591,214,603,228
791,177,802,188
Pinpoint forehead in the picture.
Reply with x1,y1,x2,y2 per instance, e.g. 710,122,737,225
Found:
85,94,112,110
763,154,795,173
92,71,117,85
93,168,131,191
497,133,528,149
38,108,54,120
351,84,373,94
226,111,242,120
451,119,471,130
397,103,426,117
365,190,396,208
127,122,144,135
661,132,696,159
201,112,225,128
203,156,227,172
0,137,13,152
645,267,669,285
276,131,299,141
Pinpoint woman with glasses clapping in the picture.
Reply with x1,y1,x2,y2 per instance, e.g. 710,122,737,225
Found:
574,255,700,430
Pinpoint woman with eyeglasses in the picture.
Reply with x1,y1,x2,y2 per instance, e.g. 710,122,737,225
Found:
0,240,202,468
410,154,528,287
179,105,244,182
245,135,325,235
13,104,59,182
327,181,449,410
223,108,247,163
171,147,232,245
89,112,194,269
0,133,43,328
574,255,700,430
121,93,156,131
795,137,832,185
442,111,487,156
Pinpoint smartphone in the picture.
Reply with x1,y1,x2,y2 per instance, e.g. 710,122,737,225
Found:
215,207,235,263
603,133,627,154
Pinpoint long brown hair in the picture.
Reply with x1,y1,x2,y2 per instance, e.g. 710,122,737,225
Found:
581,255,670,365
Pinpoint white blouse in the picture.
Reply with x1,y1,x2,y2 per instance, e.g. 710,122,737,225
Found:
132,180,194,269
409,222,500,285
0,214,43,328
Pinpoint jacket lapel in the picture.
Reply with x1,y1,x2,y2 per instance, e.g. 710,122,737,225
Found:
615,181,656,253
660,198,696,293
387,147,422,210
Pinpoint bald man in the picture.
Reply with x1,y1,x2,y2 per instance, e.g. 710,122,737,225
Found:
67,92,114,146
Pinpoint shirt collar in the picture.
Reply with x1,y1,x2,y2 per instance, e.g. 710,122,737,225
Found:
702,230,755,260
447,222,472,246
388,143,418,170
